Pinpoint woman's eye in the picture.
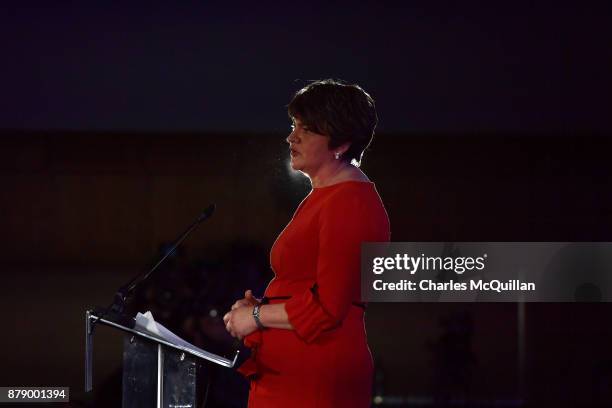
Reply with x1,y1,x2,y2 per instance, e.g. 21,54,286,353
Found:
303,127,310,133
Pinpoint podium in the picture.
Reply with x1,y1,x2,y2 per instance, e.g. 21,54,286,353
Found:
85,309,239,408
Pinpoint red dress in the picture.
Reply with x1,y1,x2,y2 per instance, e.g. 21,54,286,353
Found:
238,181,390,407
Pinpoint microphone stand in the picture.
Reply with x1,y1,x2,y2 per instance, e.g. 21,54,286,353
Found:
93,204,216,328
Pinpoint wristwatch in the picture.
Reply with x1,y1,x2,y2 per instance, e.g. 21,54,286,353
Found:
252,303,266,330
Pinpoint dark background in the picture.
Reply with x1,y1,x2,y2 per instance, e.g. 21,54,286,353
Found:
1,2,611,407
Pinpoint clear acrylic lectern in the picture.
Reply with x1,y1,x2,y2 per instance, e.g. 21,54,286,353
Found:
85,310,239,408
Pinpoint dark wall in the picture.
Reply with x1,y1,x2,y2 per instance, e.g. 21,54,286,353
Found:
1,131,611,407
2,131,610,264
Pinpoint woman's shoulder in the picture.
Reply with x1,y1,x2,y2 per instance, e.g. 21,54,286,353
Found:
315,180,376,196
316,180,390,238
317,180,385,212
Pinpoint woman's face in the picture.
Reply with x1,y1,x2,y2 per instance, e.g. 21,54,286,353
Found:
286,118,334,175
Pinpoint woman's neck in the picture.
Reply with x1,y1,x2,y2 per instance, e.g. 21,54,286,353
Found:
309,161,368,189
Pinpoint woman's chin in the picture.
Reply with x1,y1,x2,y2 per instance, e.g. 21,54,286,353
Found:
289,158,302,171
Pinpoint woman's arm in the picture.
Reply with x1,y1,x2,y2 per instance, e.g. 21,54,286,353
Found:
257,303,293,330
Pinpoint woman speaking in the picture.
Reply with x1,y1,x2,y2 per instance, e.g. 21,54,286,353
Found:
223,79,390,407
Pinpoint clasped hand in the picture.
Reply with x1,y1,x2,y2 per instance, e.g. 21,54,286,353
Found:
223,289,259,340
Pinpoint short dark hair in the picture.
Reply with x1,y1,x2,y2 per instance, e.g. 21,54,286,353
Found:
287,79,378,166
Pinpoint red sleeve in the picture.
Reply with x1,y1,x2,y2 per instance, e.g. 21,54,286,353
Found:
284,188,388,343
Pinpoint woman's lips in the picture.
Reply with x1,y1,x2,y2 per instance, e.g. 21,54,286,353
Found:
290,149,299,157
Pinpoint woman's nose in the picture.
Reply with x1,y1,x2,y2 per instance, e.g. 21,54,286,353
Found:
286,131,297,144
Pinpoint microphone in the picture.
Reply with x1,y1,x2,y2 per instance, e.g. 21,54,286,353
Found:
102,204,216,321
196,204,215,223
